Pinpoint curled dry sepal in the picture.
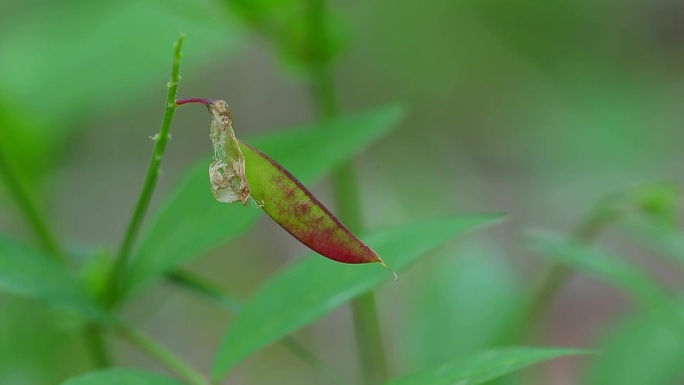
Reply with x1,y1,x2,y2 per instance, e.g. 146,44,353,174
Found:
176,98,397,279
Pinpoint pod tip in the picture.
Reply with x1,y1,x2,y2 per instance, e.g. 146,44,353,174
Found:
379,260,398,281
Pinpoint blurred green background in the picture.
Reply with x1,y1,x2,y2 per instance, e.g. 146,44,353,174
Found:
2,0,684,384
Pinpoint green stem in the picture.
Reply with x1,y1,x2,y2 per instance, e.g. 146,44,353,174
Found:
105,35,185,305
0,149,63,261
306,1,389,383
116,324,209,385
83,324,111,368
166,269,352,385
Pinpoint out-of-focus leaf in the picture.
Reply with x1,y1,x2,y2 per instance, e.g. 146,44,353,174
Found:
242,142,385,265
384,348,589,385
585,310,684,385
0,299,87,385
0,0,243,184
124,105,405,296
0,0,242,127
631,183,679,227
222,0,347,71
623,213,684,269
0,236,109,322
61,368,184,385
528,231,679,325
406,242,522,369
0,101,53,183
211,214,505,380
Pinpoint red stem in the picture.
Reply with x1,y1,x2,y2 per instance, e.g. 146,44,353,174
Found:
176,98,213,106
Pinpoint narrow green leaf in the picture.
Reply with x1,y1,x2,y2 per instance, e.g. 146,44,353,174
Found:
384,348,589,385
528,231,679,324
0,236,109,322
585,310,684,385
125,105,405,295
61,368,184,385
211,214,504,379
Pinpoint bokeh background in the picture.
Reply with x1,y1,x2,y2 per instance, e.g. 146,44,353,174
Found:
1,0,684,384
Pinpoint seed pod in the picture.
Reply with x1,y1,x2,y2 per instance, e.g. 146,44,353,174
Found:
176,98,396,276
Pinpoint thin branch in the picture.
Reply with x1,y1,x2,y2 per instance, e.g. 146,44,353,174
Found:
105,34,185,305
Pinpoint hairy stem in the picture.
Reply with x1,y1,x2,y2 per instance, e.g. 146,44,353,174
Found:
167,269,351,385
116,324,209,385
105,35,185,305
306,1,389,383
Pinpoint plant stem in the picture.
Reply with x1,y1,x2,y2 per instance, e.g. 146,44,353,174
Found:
116,324,209,385
306,1,389,383
0,143,112,367
83,323,111,368
105,35,185,305
166,269,352,385
0,149,63,261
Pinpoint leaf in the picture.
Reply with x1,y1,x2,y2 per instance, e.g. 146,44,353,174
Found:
527,231,679,325
242,142,385,265
585,310,684,385
125,105,405,295
622,213,684,269
405,242,522,369
0,299,85,385
211,214,504,380
223,0,347,71
384,348,589,385
61,368,184,385
0,0,242,127
0,236,109,322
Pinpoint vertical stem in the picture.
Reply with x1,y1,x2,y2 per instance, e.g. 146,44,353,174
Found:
306,1,389,383
105,35,185,305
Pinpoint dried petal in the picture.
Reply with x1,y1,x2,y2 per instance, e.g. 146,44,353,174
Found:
206,100,250,205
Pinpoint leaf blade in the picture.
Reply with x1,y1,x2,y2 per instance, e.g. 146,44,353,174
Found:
527,230,678,324
61,368,185,385
0,236,109,322
384,348,589,385
585,310,684,385
211,214,505,379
